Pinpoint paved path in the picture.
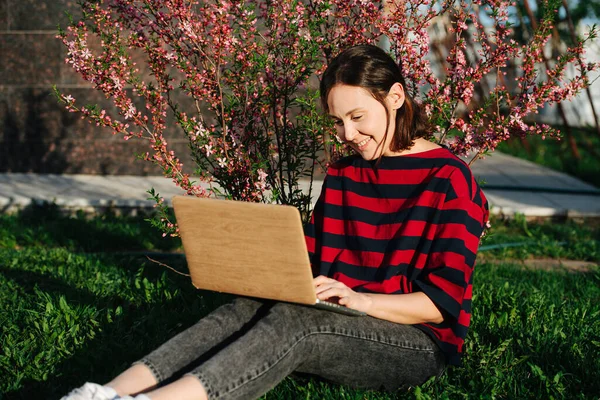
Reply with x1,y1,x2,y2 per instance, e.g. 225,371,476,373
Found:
1,152,599,218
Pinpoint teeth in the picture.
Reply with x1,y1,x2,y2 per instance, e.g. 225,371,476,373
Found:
358,138,370,147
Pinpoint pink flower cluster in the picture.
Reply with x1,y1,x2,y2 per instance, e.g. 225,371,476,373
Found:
56,0,599,229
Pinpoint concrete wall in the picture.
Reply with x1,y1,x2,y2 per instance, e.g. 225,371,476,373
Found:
0,0,188,175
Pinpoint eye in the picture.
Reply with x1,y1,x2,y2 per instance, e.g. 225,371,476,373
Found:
352,115,362,121
333,119,343,126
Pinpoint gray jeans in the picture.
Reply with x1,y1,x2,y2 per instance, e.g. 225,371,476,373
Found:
136,297,446,400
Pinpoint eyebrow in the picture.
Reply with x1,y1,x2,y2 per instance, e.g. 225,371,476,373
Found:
329,108,364,118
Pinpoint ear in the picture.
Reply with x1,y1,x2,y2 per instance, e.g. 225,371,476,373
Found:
386,82,405,110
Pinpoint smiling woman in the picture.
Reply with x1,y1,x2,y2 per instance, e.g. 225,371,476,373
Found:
326,83,441,160
328,84,399,159
321,44,434,161
61,44,489,400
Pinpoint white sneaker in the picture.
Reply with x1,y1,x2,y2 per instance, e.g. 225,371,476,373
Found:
60,382,119,400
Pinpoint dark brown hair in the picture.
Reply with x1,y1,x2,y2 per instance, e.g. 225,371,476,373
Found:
320,44,431,154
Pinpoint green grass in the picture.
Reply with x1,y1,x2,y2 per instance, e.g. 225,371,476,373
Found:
0,203,181,253
1,209,599,399
497,125,600,188
479,213,600,262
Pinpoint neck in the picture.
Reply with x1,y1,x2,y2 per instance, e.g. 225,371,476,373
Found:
383,138,441,157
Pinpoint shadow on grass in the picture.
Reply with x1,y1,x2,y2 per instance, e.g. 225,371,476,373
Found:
0,202,181,253
1,256,232,400
4,255,600,399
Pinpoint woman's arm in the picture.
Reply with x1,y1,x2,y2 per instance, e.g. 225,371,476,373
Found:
313,275,444,324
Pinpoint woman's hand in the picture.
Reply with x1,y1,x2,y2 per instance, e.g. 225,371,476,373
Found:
313,276,444,324
313,275,373,314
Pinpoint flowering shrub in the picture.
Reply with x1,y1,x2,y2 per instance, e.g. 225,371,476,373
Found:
56,0,598,234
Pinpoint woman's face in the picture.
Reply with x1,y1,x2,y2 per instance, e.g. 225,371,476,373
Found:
327,83,404,160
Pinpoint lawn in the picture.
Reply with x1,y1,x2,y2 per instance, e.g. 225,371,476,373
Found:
1,205,599,399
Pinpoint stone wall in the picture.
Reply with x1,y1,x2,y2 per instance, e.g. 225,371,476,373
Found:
0,0,189,175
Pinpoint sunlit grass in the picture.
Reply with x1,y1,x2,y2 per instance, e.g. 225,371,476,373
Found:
1,209,599,399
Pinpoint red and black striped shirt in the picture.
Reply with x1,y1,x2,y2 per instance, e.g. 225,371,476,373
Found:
304,147,489,366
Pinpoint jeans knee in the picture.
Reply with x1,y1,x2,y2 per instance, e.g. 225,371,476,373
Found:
269,302,307,326
270,301,297,315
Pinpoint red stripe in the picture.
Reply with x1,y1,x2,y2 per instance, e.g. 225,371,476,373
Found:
321,217,439,240
436,222,481,253
458,309,471,326
331,273,368,289
333,272,407,294
428,251,466,270
401,148,451,159
469,174,478,199
464,283,472,300
320,246,426,268
368,275,406,293
324,188,446,212
448,169,470,198
328,164,455,184
305,236,315,253
423,324,464,347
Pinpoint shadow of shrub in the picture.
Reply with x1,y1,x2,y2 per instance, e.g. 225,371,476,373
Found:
0,202,181,253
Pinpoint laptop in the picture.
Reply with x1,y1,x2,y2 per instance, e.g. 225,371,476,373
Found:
172,195,365,316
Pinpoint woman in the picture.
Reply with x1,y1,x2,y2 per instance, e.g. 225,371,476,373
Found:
62,44,488,400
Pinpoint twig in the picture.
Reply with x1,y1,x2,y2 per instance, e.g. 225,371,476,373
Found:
146,256,190,277
468,150,483,167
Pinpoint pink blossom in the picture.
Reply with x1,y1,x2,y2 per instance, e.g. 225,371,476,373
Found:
55,0,599,229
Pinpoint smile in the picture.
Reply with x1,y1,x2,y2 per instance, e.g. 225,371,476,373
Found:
356,137,371,150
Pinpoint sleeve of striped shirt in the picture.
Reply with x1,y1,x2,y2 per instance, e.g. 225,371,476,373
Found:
413,168,489,320
304,176,327,277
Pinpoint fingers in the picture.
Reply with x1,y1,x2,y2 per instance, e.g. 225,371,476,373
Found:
315,285,346,301
313,275,337,286
314,277,353,303
314,276,346,293
312,276,371,313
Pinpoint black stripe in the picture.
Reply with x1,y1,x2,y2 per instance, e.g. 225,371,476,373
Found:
414,279,462,319
419,317,469,339
335,152,469,172
439,208,484,238
452,322,469,339
327,175,452,199
321,201,482,238
463,299,472,314
473,187,484,207
429,237,477,267
446,183,459,201
319,232,476,267
429,265,468,286
304,221,315,239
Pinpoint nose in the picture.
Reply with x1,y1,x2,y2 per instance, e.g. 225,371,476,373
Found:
339,122,358,143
